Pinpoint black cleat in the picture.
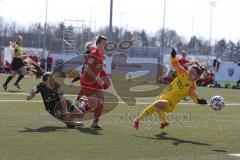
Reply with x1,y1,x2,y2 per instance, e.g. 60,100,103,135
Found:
14,83,21,89
66,124,76,128
3,84,8,91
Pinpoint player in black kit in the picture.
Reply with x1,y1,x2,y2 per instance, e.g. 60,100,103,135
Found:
26,72,85,127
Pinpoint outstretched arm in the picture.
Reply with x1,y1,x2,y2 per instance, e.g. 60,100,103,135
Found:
26,86,38,100
170,48,186,74
189,84,207,105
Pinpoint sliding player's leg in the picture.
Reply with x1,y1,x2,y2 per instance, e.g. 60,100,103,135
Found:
132,103,156,129
53,100,84,128
155,99,172,129
132,99,168,129
65,105,85,128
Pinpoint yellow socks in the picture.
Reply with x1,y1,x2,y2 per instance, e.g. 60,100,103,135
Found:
136,103,156,121
136,102,168,124
157,110,168,123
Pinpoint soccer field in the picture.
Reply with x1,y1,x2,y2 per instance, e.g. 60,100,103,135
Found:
0,74,240,160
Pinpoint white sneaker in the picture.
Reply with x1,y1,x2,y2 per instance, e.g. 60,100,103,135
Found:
91,122,103,129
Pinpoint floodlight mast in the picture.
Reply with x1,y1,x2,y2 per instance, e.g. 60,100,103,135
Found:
109,0,113,40
209,1,217,57
43,0,48,55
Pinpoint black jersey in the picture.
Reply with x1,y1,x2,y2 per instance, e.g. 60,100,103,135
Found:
34,82,63,115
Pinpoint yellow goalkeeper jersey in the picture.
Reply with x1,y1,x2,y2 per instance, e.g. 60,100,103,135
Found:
157,57,198,106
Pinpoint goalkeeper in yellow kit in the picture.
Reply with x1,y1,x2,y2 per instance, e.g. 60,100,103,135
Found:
132,48,208,129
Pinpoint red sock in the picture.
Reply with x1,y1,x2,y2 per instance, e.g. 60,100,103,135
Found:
85,100,90,112
93,104,103,123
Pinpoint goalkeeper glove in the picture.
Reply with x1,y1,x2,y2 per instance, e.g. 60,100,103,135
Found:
197,98,208,104
171,48,177,58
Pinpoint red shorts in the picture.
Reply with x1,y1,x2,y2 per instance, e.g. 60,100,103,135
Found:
80,69,109,90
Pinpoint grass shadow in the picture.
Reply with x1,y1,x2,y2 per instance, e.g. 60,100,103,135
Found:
19,126,73,133
212,149,228,153
19,126,103,135
6,90,22,93
135,132,211,146
77,127,103,135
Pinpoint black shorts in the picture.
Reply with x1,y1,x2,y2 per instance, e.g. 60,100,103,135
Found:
11,57,24,71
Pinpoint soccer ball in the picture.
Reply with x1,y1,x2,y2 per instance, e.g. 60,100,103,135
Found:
210,96,225,111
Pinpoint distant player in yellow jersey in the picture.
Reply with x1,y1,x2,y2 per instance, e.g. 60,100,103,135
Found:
3,36,27,91
132,48,207,129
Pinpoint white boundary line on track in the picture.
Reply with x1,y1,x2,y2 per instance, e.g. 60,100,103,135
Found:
0,99,240,106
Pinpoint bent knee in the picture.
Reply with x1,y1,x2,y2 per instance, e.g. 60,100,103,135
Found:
154,100,168,109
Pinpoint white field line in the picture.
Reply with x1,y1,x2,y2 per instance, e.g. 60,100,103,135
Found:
0,99,240,106
0,91,147,99
1,92,158,100
0,92,239,102
1,91,240,105
228,153,240,157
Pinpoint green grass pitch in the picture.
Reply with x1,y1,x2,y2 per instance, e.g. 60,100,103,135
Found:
0,74,240,160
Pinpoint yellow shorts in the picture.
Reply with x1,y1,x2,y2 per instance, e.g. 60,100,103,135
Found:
156,99,178,113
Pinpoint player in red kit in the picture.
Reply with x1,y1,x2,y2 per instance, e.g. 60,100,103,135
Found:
46,54,53,72
178,50,189,70
77,35,111,129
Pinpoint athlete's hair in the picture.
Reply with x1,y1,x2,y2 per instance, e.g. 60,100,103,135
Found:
84,41,95,54
16,36,23,45
181,50,187,57
189,61,205,75
96,35,108,45
16,36,23,41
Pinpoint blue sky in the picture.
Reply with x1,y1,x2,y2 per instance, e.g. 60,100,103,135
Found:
0,0,239,43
